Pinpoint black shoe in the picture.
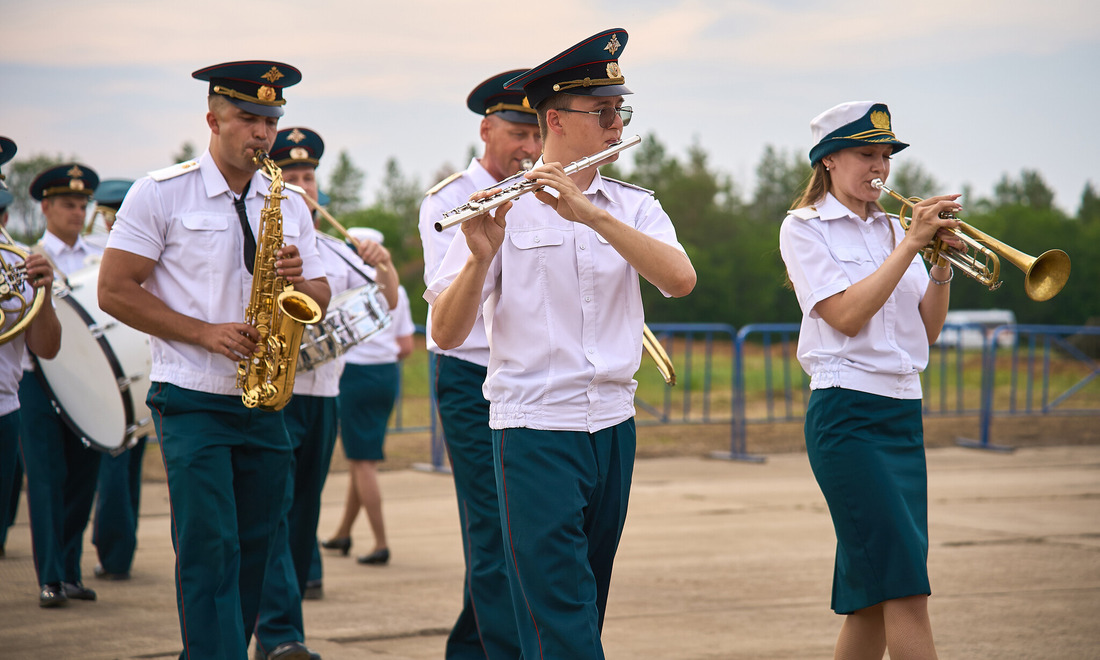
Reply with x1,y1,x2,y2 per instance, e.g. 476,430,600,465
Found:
320,536,351,555
258,640,320,660
357,547,390,565
39,583,68,608
61,581,97,601
94,564,131,581
302,579,323,600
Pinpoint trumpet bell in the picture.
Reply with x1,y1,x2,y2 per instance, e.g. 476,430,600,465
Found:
1025,249,1071,302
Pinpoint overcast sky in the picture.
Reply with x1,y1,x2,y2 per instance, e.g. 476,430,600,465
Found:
3,0,1098,215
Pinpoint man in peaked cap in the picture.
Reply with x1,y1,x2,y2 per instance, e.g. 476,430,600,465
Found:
98,60,330,658
253,126,396,660
417,69,541,659
428,29,695,658
19,162,102,607
2,139,63,572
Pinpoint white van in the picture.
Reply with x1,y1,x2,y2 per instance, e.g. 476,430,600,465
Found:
935,309,1017,349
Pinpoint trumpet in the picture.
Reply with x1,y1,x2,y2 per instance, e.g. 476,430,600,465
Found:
871,179,1070,302
435,134,642,232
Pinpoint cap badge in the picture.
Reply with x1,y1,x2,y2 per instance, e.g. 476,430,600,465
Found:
261,67,285,83
870,110,891,131
287,128,307,144
604,34,621,56
606,62,621,78
257,85,276,102
289,147,310,160
67,165,84,178
521,97,531,109
69,179,85,191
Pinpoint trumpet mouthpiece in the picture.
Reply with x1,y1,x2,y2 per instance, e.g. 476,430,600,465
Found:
871,178,885,190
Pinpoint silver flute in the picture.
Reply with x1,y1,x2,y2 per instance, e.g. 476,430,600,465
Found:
434,134,642,232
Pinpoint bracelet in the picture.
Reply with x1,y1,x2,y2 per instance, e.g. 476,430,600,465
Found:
929,266,954,285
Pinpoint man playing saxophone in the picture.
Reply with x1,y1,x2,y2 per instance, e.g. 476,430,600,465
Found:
98,61,329,658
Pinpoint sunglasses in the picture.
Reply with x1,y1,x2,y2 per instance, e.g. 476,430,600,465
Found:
558,105,632,129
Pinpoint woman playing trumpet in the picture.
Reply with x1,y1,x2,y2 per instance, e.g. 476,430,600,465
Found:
779,101,963,660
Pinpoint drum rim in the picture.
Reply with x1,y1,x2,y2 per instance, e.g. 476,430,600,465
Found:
33,290,138,456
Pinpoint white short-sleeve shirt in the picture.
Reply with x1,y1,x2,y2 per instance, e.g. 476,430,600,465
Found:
426,165,687,432
106,150,326,396
418,158,500,367
779,193,931,399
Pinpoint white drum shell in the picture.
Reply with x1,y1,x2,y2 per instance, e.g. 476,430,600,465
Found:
34,264,152,455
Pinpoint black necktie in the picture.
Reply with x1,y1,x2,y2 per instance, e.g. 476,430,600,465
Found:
233,180,256,274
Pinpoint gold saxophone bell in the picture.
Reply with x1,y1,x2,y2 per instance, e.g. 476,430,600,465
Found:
871,179,1070,302
0,225,46,345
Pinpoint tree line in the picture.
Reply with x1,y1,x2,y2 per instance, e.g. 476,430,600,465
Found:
6,135,1097,328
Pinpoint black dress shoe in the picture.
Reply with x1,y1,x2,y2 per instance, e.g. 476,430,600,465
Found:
94,564,131,581
320,536,351,555
61,581,97,601
39,583,68,608
259,640,320,660
302,578,323,600
357,547,390,565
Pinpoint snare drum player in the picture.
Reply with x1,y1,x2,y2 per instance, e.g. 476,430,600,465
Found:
428,29,696,658
417,68,540,659
2,139,63,567
98,61,330,657
252,126,396,660
19,163,103,607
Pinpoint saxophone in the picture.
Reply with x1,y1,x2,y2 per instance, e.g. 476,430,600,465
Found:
236,150,323,411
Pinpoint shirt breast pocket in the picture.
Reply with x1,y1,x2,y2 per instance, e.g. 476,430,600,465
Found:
178,213,231,258
508,228,565,252
832,244,877,281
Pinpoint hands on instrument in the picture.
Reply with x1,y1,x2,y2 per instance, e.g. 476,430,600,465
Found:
527,162,600,226
203,322,260,361
275,245,304,282
461,189,509,263
23,253,55,292
904,194,964,252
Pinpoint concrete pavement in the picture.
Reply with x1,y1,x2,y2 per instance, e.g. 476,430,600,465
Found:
1,444,1098,658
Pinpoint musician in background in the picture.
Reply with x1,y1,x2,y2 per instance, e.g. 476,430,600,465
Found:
252,126,396,660
19,163,102,607
428,29,695,658
85,178,149,583
416,68,539,658
98,61,330,657
322,226,414,567
1,139,62,566
779,101,960,659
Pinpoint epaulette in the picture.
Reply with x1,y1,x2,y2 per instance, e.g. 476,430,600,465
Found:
787,206,819,221
425,171,464,197
600,176,654,195
148,159,200,182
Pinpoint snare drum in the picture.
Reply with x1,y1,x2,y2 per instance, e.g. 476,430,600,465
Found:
299,283,391,371
33,264,152,455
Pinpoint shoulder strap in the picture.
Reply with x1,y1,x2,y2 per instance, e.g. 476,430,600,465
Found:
425,171,464,197
149,160,199,182
786,206,819,221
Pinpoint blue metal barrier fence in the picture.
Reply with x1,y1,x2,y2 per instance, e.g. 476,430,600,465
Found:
404,323,1099,469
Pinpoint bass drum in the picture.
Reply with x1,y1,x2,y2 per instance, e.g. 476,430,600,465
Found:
299,282,391,372
34,263,152,456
